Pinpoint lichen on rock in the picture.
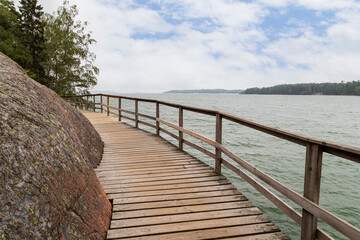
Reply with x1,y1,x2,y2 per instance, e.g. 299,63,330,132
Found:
0,53,111,239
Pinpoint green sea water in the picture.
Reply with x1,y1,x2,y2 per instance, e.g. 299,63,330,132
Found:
104,94,359,239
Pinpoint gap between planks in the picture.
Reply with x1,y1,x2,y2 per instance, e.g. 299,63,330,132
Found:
78,110,289,240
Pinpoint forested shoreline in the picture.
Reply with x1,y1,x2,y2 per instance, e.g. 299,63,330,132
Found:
243,81,360,96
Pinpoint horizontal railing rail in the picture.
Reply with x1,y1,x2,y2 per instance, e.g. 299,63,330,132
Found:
63,94,360,240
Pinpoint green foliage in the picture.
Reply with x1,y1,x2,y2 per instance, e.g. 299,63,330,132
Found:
0,0,30,66
243,81,360,96
18,0,46,83
0,0,98,96
24,69,36,79
43,0,98,96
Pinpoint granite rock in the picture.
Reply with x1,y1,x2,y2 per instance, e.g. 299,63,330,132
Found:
0,53,111,239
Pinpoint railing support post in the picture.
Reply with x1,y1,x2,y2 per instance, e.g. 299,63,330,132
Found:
100,95,103,113
179,107,183,150
156,102,160,136
215,113,222,174
107,96,110,116
118,97,121,121
93,95,95,112
86,96,89,110
135,100,139,128
301,143,323,240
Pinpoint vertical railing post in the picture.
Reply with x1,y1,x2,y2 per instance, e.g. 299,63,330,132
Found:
179,107,183,150
86,96,89,110
93,95,95,112
107,95,110,116
215,113,222,174
301,143,323,240
100,95,103,113
156,102,160,136
135,100,139,128
118,97,121,121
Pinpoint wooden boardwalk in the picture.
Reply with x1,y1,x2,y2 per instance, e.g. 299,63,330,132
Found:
81,110,288,240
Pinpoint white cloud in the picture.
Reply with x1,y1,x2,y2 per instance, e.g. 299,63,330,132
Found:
258,0,360,10
13,0,60,13
296,0,359,10
68,0,273,92
37,0,60,13
261,4,360,85
14,0,360,92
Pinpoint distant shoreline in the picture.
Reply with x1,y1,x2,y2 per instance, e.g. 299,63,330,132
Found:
164,81,359,96
242,81,360,96
241,93,359,96
94,81,359,96
164,89,244,94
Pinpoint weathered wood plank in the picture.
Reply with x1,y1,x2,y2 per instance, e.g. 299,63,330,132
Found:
97,165,213,179
107,184,235,199
102,175,227,189
96,164,209,177
113,188,240,203
113,195,248,211
96,160,203,171
112,201,254,219
220,232,289,240
107,215,271,239
96,163,208,176
103,179,230,194
121,224,283,240
111,207,262,228
99,171,218,185
97,157,199,166
79,110,287,240
100,156,196,165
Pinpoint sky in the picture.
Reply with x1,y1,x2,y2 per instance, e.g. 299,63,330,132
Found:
16,0,360,93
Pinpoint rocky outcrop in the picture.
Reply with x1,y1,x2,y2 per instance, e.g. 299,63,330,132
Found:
0,53,112,239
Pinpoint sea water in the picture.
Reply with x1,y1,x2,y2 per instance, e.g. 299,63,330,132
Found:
106,94,359,239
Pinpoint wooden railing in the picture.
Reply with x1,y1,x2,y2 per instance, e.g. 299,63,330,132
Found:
64,94,360,240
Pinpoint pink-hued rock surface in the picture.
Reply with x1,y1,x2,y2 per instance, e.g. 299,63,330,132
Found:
0,53,111,239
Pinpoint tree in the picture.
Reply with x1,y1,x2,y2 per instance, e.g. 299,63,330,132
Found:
0,0,30,66
18,0,46,82
43,0,98,96
243,81,360,95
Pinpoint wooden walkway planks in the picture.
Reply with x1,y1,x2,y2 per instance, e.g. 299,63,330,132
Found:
80,110,289,240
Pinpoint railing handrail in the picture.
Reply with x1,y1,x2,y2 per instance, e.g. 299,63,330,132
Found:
64,94,360,163
64,93,360,240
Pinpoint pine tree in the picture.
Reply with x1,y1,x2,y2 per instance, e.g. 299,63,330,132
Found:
0,0,30,66
18,0,46,83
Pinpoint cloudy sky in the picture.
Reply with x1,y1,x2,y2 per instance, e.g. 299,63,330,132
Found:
17,0,360,93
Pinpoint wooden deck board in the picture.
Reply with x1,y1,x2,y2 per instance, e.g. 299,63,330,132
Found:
112,195,249,212
80,110,289,240
112,201,255,219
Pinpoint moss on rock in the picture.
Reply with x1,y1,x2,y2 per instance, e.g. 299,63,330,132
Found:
0,53,111,239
